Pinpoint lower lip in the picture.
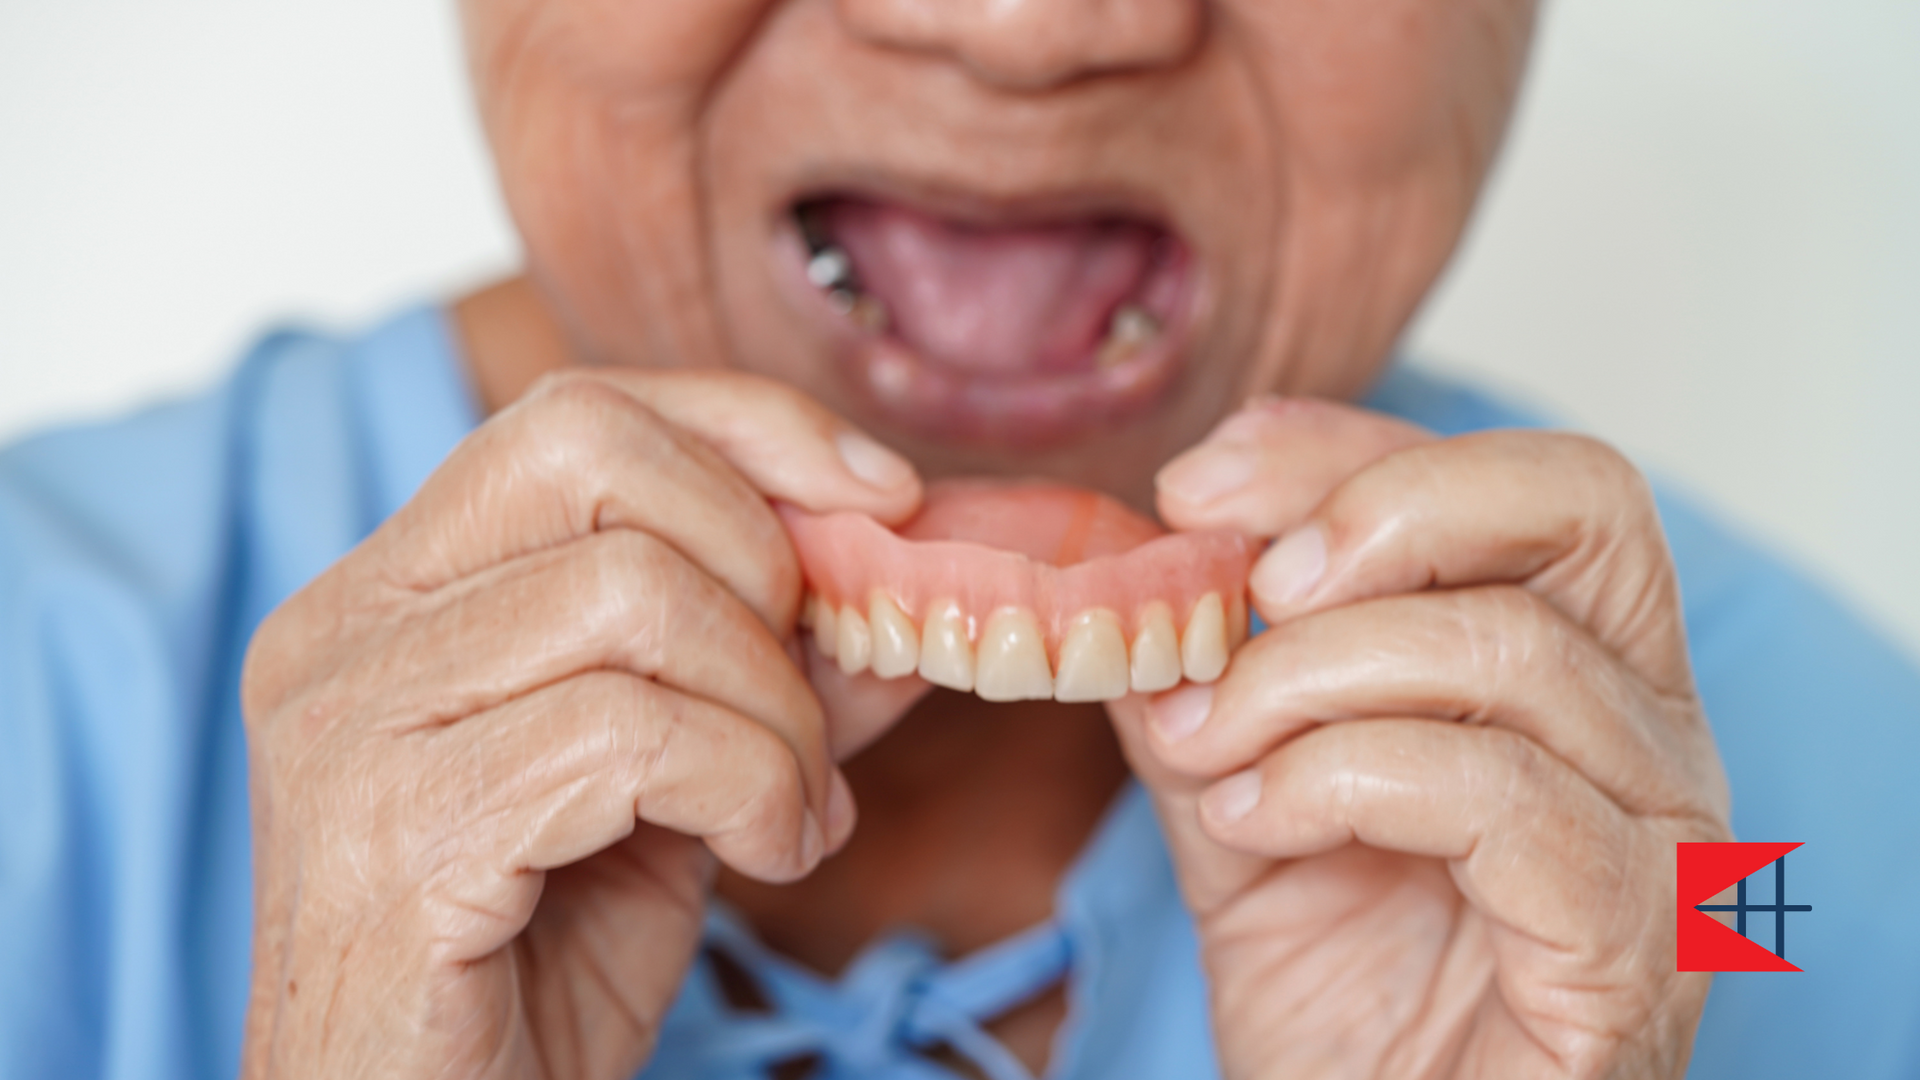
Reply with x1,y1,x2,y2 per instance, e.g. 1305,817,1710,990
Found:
771,221,1200,450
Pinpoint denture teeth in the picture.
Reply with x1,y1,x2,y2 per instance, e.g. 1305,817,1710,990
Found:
1129,601,1184,694
1181,592,1230,683
825,288,891,334
814,602,839,660
837,605,873,675
975,608,1054,702
917,600,976,692
815,588,1240,700
1054,609,1130,703
1096,304,1161,369
867,591,921,679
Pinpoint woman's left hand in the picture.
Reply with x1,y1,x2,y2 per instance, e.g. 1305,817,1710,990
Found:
1110,400,1732,1078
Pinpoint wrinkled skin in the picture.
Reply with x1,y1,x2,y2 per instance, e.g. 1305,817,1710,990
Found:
239,0,1731,1077
241,371,933,1077
1132,401,1729,1075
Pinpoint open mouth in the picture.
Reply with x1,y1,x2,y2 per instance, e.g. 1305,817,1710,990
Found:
784,193,1198,447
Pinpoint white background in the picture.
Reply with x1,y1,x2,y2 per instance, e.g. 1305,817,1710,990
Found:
3,1,1917,653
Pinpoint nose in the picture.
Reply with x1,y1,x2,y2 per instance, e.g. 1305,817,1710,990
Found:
836,0,1204,91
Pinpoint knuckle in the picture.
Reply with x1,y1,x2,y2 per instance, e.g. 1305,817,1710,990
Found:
582,529,747,658
1457,585,1591,711
524,368,637,414
1447,589,1525,690
731,723,809,822
1489,726,1566,818
587,528,683,600
742,722,810,810
516,372,664,466
587,669,662,764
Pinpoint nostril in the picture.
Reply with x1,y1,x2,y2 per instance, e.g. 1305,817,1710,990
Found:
836,0,1204,91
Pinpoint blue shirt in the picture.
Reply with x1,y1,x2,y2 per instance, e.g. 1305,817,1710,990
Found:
2,306,1916,1079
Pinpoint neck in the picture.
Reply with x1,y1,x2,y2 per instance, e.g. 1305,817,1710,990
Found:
717,693,1128,975
453,276,579,415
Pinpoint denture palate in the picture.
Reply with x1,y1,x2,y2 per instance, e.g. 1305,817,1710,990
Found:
784,479,1255,703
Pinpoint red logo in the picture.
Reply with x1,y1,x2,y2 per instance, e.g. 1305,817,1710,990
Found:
1676,842,1810,972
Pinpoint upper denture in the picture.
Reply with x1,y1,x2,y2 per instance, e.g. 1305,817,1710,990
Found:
781,479,1255,701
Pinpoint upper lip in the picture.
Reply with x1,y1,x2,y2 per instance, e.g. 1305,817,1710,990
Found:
781,172,1179,235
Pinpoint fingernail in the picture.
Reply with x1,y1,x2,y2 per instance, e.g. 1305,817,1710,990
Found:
1203,769,1263,824
800,810,826,867
1149,683,1214,743
825,770,857,848
1157,442,1257,505
836,430,915,490
1251,524,1327,608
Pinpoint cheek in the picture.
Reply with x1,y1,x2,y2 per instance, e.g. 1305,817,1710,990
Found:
1222,0,1535,397
1232,0,1535,180
464,0,775,365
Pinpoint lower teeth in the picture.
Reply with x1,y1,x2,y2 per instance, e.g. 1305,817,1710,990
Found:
1097,304,1161,368
807,246,853,290
828,286,889,330
807,241,890,333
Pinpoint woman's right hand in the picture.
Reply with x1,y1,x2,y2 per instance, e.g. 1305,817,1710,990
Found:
237,369,925,1079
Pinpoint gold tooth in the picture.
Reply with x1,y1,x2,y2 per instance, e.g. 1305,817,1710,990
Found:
917,600,976,692
849,295,891,333
836,605,872,676
867,592,920,679
1130,601,1184,693
1181,592,1230,683
975,608,1054,702
1054,609,1130,703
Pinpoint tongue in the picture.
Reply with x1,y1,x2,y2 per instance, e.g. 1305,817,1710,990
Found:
823,199,1160,374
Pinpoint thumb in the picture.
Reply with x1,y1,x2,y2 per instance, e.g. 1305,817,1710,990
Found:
1154,396,1431,539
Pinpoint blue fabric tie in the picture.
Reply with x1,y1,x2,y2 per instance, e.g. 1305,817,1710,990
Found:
676,908,1072,1080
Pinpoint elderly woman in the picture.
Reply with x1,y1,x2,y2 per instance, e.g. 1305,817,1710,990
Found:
4,1,1918,1078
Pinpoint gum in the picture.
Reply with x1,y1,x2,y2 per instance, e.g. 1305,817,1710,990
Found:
779,479,1254,672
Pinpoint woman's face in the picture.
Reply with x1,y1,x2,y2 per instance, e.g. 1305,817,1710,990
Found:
462,0,1534,504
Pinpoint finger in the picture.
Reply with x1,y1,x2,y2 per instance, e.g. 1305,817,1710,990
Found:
1154,396,1432,537
1143,587,1718,818
1105,693,1277,911
801,635,936,761
360,370,920,623
1194,719,1678,955
515,824,714,1080
424,670,846,962
342,528,838,816
1247,430,1689,694
589,368,922,522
